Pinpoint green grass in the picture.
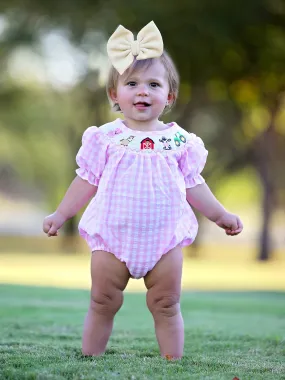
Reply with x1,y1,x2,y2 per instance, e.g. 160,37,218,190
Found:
0,285,285,380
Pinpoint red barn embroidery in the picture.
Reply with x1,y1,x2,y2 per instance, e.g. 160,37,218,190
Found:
141,138,155,150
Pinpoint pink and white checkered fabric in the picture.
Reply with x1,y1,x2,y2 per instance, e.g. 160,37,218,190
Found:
76,119,208,279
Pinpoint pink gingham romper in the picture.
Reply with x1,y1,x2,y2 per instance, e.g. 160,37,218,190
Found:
76,118,208,279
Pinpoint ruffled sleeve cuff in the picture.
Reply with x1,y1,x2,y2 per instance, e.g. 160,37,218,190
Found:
184,173,205,188
179,134,208,188
75,126,108,186
75,167,100,187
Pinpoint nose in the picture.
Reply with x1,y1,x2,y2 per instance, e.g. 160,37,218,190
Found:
136,84,149,96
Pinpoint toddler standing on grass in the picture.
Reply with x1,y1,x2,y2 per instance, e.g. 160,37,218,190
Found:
43,21,243,359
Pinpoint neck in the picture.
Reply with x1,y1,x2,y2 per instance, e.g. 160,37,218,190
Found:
123,118,163,132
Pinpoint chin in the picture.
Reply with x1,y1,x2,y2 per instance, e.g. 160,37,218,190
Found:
131,114,151,121
138,117,156,123
136,112,161,120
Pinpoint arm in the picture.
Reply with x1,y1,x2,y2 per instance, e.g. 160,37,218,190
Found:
186,182,225,221
43,175,97,237
57,175,97,220
186,183,243,235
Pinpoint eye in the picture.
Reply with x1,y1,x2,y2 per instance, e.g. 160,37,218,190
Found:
150,82,160,88
126,81,136,87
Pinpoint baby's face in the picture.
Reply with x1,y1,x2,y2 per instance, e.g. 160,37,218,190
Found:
113,60,172,123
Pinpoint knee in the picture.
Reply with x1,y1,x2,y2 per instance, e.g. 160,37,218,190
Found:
90,289,123,317
147,291,180,319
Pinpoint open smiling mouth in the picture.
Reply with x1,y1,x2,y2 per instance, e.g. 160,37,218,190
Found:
134,102,151,107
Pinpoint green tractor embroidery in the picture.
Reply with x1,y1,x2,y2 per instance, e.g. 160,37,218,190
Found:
173,132,186,147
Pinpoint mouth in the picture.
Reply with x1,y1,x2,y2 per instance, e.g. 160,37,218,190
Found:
134,102,151,108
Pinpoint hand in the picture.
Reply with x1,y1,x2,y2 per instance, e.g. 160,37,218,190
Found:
43,211,66,237
215,212,243,236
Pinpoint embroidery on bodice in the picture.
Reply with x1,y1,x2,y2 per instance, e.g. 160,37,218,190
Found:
100,121,190,154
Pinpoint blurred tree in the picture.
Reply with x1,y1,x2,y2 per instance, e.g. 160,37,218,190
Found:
0,0,285,258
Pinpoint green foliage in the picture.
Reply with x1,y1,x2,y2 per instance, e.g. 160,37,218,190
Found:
0,0,285,257
0,285,285,379
1,1,285,183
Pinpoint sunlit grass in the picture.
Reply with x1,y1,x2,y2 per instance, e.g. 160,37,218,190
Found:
1,244,284,291
1,285,285,379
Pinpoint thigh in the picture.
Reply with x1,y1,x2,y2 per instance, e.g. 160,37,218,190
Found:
91,250,130,293
144,246,183,295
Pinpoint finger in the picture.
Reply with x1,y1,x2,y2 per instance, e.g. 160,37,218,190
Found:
231,223,243,234
47,225,58,237
227,218,242,235
226,227,239,235
228,229,241,236
43,221,52,233
231,220,238,231
48,232,58,237
237,218,243,231
48,231,58,237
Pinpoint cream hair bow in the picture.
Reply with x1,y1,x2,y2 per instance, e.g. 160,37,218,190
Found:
107,21,164,75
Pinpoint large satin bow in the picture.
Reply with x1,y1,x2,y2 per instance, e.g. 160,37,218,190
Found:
107,21,164,75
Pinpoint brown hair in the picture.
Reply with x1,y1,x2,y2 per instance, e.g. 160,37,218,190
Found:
106,51,179,114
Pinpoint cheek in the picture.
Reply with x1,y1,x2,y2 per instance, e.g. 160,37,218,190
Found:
117,89,131,103
154,91,169,104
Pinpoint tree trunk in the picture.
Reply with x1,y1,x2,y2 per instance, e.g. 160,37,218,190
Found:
258,159,273,261
253,95,281,261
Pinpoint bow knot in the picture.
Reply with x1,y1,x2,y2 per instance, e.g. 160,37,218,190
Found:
107,21,163,75
131,40,140,56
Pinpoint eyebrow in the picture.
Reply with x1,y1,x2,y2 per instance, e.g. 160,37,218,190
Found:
148,78,163,82
124,77,163,83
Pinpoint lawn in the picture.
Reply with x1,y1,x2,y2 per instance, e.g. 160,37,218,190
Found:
0,285,285,380
1,245,285,291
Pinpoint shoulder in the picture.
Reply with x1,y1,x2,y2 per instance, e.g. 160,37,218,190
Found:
82,126,98,141
81,120,120,143
97,119,122,135
173,123,205,148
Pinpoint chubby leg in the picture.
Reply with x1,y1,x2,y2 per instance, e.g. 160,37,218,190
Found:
144,246,183,359
82,250,130,356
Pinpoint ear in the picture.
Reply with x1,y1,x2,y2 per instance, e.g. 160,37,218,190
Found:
109,88,117,103
167,92,175,105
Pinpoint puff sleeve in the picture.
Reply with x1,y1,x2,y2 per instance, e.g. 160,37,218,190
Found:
179,134,208,188
75,127,108,186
